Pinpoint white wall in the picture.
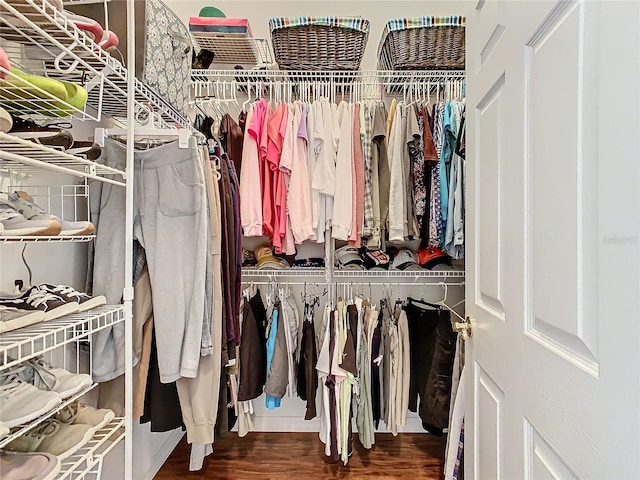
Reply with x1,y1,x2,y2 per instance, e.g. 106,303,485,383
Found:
166,0,471,70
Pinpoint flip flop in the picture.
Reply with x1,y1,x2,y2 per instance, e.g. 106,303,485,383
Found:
97,30,119,51
61,11,104,42
0,68,86,117
0,47,10,79
49,80,88,117
0,68,68,103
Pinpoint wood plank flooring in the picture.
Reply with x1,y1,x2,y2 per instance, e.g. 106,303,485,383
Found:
155,432,446,479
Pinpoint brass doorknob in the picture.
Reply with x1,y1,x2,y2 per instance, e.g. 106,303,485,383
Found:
454,316,474,339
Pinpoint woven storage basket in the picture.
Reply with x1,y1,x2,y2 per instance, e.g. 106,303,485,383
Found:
269,17,370,71
378,16,465,70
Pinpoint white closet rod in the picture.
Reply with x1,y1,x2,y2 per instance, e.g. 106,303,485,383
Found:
241,280,465,287
192,69,465,83
192,72,465,104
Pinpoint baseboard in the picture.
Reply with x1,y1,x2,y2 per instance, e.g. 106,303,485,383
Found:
139,429,185,480
243,416,426,433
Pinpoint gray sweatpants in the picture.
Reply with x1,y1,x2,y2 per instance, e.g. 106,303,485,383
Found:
91,138,207,384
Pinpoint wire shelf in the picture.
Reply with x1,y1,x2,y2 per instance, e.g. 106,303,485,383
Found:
0,64,100,121
0,382,98,449
0,133,126,184
191,34,273,66
58,417,124,480
0,235,94,242
0,305,125,370
242,267,326,278
333,269,466,278
192,69,466,83
0,0,189,128
192,69,466,101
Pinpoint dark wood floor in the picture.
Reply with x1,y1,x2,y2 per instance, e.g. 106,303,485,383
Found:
155,432,446,479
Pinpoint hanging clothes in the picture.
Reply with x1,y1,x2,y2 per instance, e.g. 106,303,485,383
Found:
240,104,264,237
297,301,318,420
237,288,267,402
288,101,314,244
220,113,244,176
332,101,353,240
265,301,287,409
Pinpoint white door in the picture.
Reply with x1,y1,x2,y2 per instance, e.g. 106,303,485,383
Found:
466,0,640,478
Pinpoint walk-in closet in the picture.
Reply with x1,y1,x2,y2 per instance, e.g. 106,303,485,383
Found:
0,1,637,479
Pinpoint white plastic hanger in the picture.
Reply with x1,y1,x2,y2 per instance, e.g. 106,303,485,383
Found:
434,281,465,322
95,105,190,148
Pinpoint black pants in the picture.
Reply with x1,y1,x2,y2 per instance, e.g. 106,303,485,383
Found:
405,300,457,433
237,290,267,402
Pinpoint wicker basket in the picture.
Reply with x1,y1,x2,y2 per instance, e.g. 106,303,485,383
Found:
270,17,370,71
378,17,465,70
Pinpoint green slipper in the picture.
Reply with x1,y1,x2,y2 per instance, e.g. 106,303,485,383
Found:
49,80,88,117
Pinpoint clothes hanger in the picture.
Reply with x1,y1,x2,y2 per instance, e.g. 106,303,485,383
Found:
242,82,252,113
95,105,191,148
434,282,465,322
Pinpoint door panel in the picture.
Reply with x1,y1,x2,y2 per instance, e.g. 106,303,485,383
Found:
475,365,504,480
466,0,640,478
525,420,580,480
526,0,599,372
475,74,506,319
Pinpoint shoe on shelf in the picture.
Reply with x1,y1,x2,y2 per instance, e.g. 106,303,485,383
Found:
23,356,93,399
0,286,79,321
0,306,46,334
49,80,88,118
38,284,105,312
5,191,94,236
10,129,75,150
67,141,101,161
63,11,103,41
0,106,12,133
0,196,61,236
0,371,62,428
6,418,93,460
0,46,10,79
0,68,72,119
54,400,115,433
75,404,115,432
0,421,10,440
97,29,119,51
0,450,61,480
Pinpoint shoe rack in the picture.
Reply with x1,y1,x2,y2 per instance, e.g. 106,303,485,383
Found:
0,0,188,127
0,0,190,478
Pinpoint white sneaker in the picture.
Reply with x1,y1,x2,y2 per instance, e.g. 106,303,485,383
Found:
0,306,46,334
0,106,12,134
75,404,115,432
6,418,94,460
0,196,61,236
54,400,115,433
0,451,61,480
6,191,94,236
24,357,93,399
0,420,10,440
37,284,106,312
0,372,62,428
